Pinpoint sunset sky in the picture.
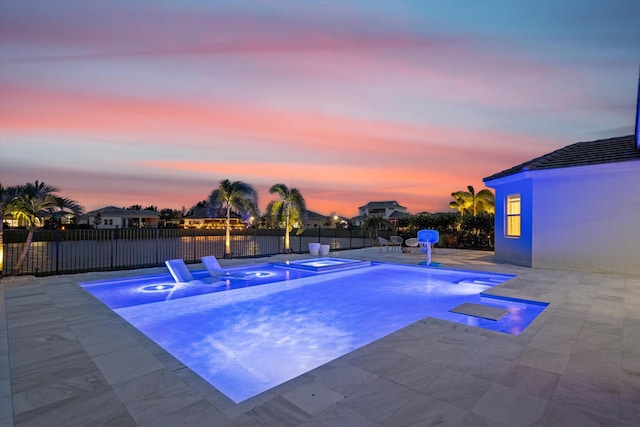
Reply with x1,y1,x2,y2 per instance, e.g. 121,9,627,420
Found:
1,1,638,217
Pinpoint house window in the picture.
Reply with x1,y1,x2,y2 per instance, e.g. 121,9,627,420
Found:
506,194,521,237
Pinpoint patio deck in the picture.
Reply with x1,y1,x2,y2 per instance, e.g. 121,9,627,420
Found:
1,248,638,426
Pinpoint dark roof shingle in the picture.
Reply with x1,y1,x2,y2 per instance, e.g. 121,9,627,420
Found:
484,135,639,182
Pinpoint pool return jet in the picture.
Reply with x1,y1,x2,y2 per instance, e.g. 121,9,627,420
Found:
417,229,440,267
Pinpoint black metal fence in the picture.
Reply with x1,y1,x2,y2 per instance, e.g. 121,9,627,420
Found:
1,227,382,277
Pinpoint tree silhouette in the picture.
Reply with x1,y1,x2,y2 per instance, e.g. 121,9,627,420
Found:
266,184,307,253
208,179,258,258
8,181,83,274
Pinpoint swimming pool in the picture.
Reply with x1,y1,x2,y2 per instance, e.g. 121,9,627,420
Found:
81,259,547,403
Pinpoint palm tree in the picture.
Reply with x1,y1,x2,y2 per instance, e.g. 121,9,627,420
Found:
266,183,307,253
475,188,495,215
361,215,395,245
208,179,258,258
449,191,472,217
449,185,495,217
0,183,25,274
9,181,83,275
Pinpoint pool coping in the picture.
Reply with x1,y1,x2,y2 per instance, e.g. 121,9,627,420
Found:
2,247,639,426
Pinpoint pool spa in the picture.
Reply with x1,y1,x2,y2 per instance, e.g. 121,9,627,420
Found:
81,258,548,403
270,257,372,272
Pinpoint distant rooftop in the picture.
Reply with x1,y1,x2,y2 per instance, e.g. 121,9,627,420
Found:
305,210,326,220
359,201,402,208
84,206,160,218
484,134,639,182
388,210,411,219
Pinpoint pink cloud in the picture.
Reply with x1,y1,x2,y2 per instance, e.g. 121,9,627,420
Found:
1,1,635,220
1,80,550,215
0,82,546,157
1,3,463,64
1,0,589,131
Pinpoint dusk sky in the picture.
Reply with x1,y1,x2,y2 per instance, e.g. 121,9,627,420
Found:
1,1,638,217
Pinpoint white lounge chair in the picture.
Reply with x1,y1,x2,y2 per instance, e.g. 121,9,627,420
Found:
201,255,251,280
165,259,216,283
200,255,227,278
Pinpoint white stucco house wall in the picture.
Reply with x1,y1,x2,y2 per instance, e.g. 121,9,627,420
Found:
484,135,640,276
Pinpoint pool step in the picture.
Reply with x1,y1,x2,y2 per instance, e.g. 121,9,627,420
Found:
449,302,509,321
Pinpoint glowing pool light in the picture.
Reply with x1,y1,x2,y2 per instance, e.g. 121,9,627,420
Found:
242,270,276,278
270,257,371,272
83,263,316,309
81,260,548,403
142,284,175,292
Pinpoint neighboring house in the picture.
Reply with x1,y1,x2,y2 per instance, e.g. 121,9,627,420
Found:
2,213,29,228
3,211,76,229
302,210,348,229
484,134,640,276
352,201,410,227
386,210,411,227
80,206,160,229
183,207,245,229
304,210,327,229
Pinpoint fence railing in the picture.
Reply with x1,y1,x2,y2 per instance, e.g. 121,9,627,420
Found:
1,228,384,276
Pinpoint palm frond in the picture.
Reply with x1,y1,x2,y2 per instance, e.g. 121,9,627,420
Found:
268,184,306,232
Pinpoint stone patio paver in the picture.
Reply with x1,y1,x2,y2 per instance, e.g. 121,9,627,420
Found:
1,247,639,426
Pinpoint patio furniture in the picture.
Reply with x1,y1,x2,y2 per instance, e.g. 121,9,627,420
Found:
201,255,250,280
378,236,390,252
404,237,419,254
165,257,255,284
165,258,224,284
200,255,225,277
165,258,196,283
389,236,403,251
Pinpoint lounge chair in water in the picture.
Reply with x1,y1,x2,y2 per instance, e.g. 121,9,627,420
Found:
165,258,213,283
200,255,251,280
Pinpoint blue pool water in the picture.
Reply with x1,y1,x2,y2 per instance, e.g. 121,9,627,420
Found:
82,264,316,309
81,260,547,403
